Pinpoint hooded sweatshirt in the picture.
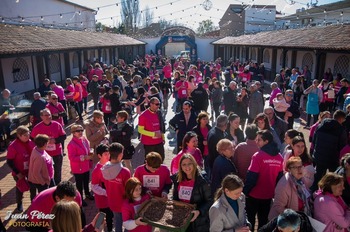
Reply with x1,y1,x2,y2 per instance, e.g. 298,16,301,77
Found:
243,142,283,199
101,161,131,212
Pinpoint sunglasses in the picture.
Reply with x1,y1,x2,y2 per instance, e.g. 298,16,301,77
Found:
152,103,160,106
74,130,84,133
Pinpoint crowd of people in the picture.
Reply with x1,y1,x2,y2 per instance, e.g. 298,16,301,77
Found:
1,53,350,232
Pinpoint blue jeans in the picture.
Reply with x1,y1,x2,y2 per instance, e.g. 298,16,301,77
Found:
113,212,122,232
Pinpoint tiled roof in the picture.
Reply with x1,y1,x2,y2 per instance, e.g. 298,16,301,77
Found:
0,24,145,55
212,24,350,50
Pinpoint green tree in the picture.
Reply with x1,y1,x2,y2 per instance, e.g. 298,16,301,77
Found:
196,19,217,35
95,22,106,32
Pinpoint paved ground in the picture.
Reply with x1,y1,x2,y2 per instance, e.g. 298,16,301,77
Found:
0,82,312,231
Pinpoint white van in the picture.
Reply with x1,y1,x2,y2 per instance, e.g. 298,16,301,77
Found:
173,51,190,60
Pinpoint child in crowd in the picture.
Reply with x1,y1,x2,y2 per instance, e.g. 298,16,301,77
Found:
134,152,172,198
91,144,113,232
101,143,131,232
273,93,290,122
122,177,152,232
28,134,54,201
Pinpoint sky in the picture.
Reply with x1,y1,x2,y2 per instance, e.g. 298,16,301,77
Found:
69,0,341,30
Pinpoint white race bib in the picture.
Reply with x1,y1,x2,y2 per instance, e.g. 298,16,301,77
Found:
179,186,193,201
23,161,29,170
143,175,160,188
105,103,111,111
242,77,247,82
46,143,56,151
181,90,187,95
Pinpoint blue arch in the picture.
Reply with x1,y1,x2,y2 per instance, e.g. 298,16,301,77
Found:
156,35,197,61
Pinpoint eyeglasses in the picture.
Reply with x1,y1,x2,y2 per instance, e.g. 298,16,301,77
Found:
152,103,160,106
290,166,303,170
286,94,293,97
74,130,84,133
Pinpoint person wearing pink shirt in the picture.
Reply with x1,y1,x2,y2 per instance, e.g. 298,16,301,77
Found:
68,124,94,207
91,144,113,232
99,86,113,128
28,134,54,201
101,143,131,232
31,109,66,185
46,94,66,127
122,177,152,232
171,132,203,175
134,152,172,198
79,75,89,113
7,126,35,211
175,75,189,110
162,61,172,80
243,130,283,230
26,181,84,232
269,82,282,106
92,63,103,81
50,81,67,124
72,76,84,121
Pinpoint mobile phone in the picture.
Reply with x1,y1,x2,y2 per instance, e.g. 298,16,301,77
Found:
95,212,106,229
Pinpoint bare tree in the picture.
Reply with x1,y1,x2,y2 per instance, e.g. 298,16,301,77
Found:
121,0,141,33
142,5,154,28
196,19,218,35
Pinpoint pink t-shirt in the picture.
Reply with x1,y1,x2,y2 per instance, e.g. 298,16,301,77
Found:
31,121,66,157
52,86,65,101
177,179,195,203
46,103,65,126
122,195,152,232
175,81,189,99
27,187,82,223
163,65,172,79
103,167,131,212
93,68,103,81
100,96,112,114
7,139,35,176
247,150,283,199
138,109,163,145
200,127,209,156
134,164,172,197
170,148,203,175
91,163,109,209
65,84,75,101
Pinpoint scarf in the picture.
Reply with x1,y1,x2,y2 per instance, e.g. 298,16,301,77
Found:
290,174,312,216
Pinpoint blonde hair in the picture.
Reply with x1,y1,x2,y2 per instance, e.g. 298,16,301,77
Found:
51,200,82,232
177,154,198,182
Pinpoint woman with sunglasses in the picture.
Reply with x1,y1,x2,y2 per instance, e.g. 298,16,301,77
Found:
268,157,312,220
46,93,66,127
68,124,94,207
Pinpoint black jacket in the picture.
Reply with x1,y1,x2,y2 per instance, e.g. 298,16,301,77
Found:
191,87,209,113
270,115,288,143
192,124,212,155
173,171,212,232
223,88,238,115
286,99,300,129
225,127,245,145
169,111,197,149
110,122,133,149
313,119,347,165
207,127,228,169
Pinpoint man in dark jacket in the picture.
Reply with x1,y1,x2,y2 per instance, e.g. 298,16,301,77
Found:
264,107,287,144
207,115,228,178
30,92,47,127
283,90,301,129
169,101,197,152
223,81,238,115
311,110,347,191
88,75,100,110
191,83,209,114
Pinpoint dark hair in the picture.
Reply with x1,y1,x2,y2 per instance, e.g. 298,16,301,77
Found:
333,110,346,120
96,144,109,156
34,134,49,148
197,111,209,124
117,110,129,121
291,136,312,164
182,131,197,151
215,174,244,201
109,142,124,160
124,177,142,203
277,209,301,230
137,87,145,96
253,113,271,130
286,129,303,139
55,181,77,200
145,152,162,169
256,130,273,143
245,124,258,140
318,172,343,194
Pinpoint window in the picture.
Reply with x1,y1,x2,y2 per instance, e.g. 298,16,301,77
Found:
12,58,30,83
279,52,289,67
263,49,270,63
49,54,60,74
73,52,79,69
302,53,313,72
334,55,350,79
251,48,257,61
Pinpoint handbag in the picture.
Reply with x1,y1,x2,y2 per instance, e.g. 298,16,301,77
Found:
16,178,30,192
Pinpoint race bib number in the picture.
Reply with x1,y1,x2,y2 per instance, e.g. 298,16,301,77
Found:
179,186,193,201
181,90,187,95
46,143,56,151
143,175,160,188
23,161,29,170
242,77,247,82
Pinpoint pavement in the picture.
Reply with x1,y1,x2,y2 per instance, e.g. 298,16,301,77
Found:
0,81,312,232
